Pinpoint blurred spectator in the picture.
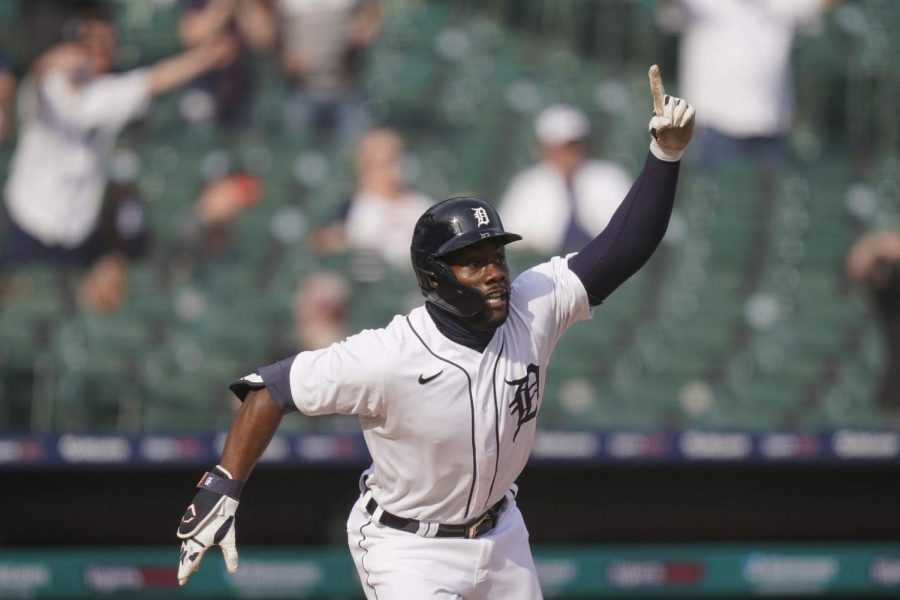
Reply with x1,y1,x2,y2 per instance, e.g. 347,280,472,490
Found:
276,0,383,148
193,168,264,261
0,4,236,312
161,167,264,284
309,128,432,268
177,0,275,133
195,170,264,229
498,104,632,256
658,0,841,170
74,181,152,311
292,270,350,351
0,52,16,144
846,230,900,412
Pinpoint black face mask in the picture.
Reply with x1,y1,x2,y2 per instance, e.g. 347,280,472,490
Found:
425,302,503,352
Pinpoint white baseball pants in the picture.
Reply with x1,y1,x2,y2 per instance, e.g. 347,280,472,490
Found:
346,491,543,599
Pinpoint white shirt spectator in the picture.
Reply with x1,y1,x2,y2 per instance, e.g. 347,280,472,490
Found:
344,190,433,267
672,0,825,138
277,0,362,94
499,160,632,256
4,67,151,247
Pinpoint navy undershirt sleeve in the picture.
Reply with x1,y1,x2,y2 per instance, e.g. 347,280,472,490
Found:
257,357,297,411
567,152,680,306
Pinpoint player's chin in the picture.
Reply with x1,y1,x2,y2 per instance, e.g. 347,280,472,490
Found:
483,298,509,325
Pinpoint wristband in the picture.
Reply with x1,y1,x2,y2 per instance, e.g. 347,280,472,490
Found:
649,138,684,163
197,466,244,500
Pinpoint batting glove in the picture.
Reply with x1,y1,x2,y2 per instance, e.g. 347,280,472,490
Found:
647,64,695,163
177,465,243,585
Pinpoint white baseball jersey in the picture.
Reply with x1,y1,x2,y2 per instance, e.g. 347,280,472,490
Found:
270,255,592,523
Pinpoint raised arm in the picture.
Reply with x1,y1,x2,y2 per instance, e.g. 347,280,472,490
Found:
348,0,384,47
148,35,237,96
568,65,695,305
235,0,276,53
178,0,237,46
32,36,235,134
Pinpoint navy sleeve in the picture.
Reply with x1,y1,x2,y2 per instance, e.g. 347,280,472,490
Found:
258,358,296,411
228,357,297,411
567,152,680,305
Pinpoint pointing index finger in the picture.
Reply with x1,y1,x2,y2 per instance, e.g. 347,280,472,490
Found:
649,64,666,116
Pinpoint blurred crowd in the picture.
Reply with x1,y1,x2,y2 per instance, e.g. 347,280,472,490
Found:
0,0,384,318
0,0,897,430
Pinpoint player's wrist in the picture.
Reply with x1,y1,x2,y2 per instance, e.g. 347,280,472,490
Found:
203,465,245,499
649,138,684,163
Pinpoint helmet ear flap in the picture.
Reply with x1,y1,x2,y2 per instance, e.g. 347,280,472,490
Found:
412,255,481,318
412,259,441,291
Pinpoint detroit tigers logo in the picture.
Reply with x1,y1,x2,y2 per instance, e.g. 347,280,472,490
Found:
472,207,490,227
506,363,540,442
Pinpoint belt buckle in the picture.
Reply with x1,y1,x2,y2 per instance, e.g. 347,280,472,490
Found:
465,512,494,539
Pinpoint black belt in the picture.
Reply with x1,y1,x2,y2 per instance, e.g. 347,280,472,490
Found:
366,496,508,539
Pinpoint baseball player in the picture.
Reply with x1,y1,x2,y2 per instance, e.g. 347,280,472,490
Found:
176,64,694,599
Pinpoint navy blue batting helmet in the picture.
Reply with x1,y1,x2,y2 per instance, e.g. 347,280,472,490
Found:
410,196,522,317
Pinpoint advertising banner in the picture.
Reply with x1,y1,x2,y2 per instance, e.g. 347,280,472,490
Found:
2,544,900,598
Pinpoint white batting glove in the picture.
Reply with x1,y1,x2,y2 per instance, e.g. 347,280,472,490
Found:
177,465,242,585
647,64,695,162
